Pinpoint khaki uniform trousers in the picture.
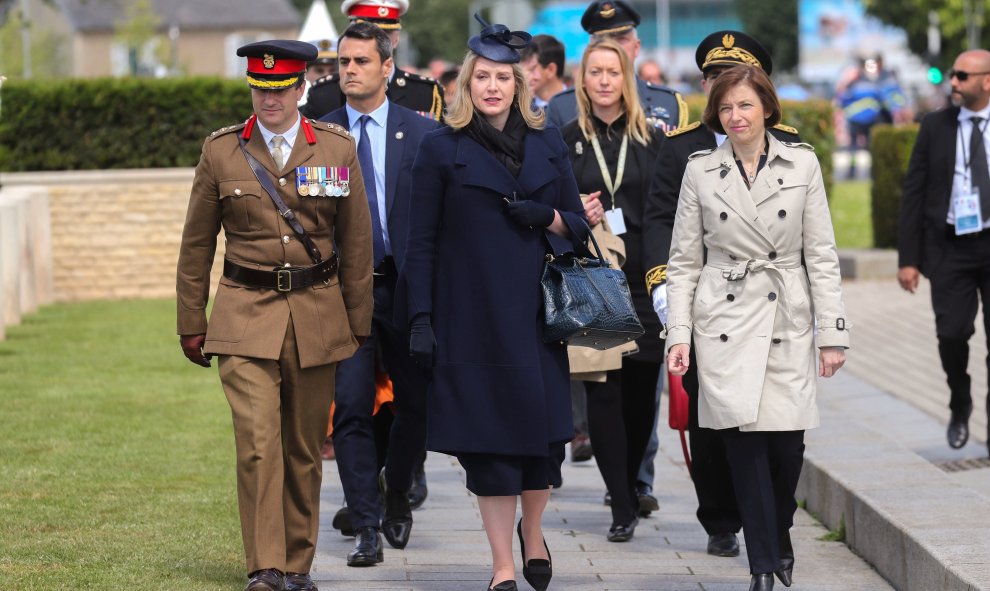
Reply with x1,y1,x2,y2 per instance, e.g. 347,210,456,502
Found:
218,321,336,574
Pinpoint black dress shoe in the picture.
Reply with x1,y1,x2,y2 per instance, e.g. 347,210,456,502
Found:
606,517,638,542
570,433,593,462
347,527,384,567
380,469,413,549
750,573,774,591
706,532,740,557
245,568,284,591
284,572,318,591
487,578,518,591
407,461,428,510
517,519,552,591
332,505,355,537
948,415,970,449
776,530,794,587
635,482,659,517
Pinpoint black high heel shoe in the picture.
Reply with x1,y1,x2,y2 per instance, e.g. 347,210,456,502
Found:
487,578,518,591
776,530,794,587
516,518,552,591
750,573,774,591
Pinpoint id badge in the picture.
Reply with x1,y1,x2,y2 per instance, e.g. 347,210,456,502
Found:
953,189,983,235
605,207,627,235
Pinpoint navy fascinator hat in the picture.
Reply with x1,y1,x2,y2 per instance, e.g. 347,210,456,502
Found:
467,13,532,64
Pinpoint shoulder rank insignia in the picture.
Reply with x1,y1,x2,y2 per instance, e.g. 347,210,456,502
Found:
782,141,815,152
665,121,700,138
773,123,798,135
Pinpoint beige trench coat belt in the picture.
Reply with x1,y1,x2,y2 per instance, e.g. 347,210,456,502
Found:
705,250,802,280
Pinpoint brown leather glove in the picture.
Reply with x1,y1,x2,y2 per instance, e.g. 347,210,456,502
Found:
180,334,211,368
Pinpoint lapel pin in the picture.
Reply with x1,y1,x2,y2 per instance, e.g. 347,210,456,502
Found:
395,131,404,140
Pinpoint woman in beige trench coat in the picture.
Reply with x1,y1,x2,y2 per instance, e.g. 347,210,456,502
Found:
665,65,850,591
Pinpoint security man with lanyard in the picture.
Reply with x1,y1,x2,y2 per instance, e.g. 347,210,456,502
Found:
545,0,687,132
176,39,374,591
301,0,445,122
642,30,800,560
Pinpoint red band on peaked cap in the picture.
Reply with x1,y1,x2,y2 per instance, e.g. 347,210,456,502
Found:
348,5,400,20
247,56,307,75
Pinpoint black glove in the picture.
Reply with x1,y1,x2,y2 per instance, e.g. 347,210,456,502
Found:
408,314,436,368
505,199,555,228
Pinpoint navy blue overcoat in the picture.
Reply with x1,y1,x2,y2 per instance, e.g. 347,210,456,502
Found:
400,124,587,457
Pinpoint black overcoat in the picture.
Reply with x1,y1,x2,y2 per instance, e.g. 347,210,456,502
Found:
400,125,586,456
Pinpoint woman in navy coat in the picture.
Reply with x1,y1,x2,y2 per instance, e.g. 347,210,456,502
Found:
400,16,587,591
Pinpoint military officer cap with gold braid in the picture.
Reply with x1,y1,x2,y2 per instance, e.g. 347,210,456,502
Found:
342,0,408,31
581,1,641,36
308,38,338,66
695,30,773,75
237,40,317,90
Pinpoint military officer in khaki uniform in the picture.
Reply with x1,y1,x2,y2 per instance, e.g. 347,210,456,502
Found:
176,40,373,591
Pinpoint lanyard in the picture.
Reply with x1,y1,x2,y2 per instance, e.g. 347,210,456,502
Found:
590,133,628,208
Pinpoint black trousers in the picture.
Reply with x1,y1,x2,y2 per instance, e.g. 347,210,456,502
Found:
585,358,659,526
720,429,805,575
930,231,990,420
683,347,742,535
333,268,429,529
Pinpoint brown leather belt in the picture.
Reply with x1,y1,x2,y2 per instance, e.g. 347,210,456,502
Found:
223,254,338,292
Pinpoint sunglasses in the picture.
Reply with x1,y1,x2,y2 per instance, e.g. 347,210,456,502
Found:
949,69,990,81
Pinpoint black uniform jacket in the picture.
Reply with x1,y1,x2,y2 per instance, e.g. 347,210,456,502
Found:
301,67,445,122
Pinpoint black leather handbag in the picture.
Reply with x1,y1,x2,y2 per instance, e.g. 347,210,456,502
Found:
541,223,645,350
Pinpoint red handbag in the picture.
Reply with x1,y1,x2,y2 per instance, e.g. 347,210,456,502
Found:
668,373,693,475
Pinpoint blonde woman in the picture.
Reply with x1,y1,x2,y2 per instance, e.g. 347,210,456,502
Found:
400,15,588,591
560,38,665,542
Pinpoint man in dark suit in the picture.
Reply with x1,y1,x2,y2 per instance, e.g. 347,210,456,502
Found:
642,30,800,559
302,0,444,122
898,49,990,456
320,21,438,567
545,0,686,132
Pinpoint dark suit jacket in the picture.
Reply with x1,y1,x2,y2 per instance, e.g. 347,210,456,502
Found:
320,102,440,271
898,107,961,276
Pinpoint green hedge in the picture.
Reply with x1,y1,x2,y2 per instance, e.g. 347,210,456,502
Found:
683,94,835,194
869,124,919,248
0,78,253,171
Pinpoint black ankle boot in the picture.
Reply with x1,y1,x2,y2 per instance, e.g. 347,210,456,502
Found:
750,572,774,591
776,530,793,587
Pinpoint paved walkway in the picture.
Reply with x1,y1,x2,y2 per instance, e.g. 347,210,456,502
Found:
312,403,891,589
307,275,990,590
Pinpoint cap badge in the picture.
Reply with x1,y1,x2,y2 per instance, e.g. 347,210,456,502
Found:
600,2,615,18
378,6,389,17
722,33,735,49
263,54,276,69
319,39,331,50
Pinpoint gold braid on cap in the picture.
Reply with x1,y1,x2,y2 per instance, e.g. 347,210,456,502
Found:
645,265,667,293
703,33,761,70
246,74,301,89
352,17,401,30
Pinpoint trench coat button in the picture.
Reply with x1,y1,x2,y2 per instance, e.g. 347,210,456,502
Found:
727,294,735,301
778,209,786,218
729,254,737,261
772,337,782,344
768,251,778,260
768,292,777,301
234,188,242,196
778,178,783,185
720,211,728,221
282,235,291,244
719,334,728,342
279,178,287,186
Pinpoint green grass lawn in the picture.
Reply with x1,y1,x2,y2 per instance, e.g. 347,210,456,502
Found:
0,299,244,590
830,180,874,250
